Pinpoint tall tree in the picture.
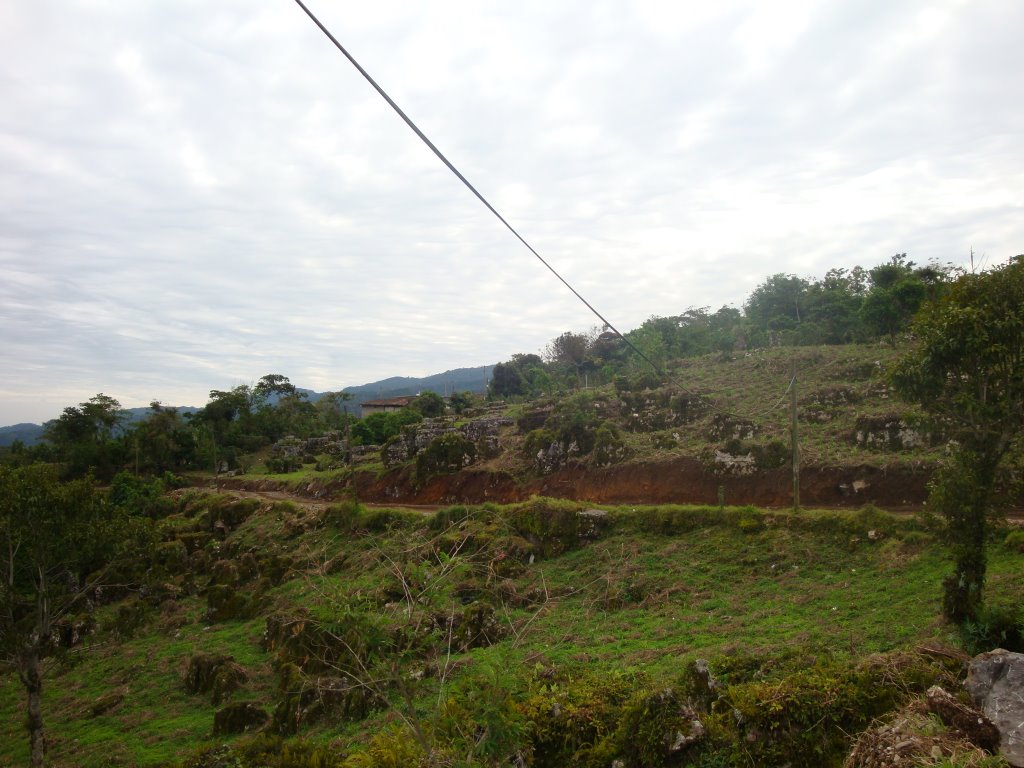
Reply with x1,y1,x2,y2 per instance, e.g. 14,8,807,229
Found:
1,466,148,767
744,274,810,342
42,394,128,479
892,256,1024,621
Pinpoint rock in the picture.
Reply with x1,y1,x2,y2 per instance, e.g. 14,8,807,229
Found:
690,658,721,708
966,649,1024,766
577,508,609,539
90,687,127,717
185,653,248,704
925,686,999,752
213,702,269,735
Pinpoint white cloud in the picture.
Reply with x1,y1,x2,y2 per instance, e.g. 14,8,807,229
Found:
0,0,1022,424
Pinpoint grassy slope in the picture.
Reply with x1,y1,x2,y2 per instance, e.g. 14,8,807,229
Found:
221,344,943,494
1,494,1021,767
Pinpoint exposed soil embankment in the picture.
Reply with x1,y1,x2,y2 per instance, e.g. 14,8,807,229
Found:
211,458,934,510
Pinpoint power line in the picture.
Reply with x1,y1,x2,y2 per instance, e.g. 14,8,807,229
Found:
291,1,804,427
290,0,669,379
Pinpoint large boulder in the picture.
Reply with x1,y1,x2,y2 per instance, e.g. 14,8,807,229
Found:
966,649,1024,766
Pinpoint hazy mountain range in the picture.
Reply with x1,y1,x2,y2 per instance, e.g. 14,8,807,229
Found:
0,365,493,447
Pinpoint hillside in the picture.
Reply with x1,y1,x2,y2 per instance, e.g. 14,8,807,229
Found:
223,344,970,511
1,489,1021,767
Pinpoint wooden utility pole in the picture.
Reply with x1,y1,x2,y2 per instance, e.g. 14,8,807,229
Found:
791,362,800,510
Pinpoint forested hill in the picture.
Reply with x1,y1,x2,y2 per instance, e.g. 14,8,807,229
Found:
339,365,492,411
0,367,493,447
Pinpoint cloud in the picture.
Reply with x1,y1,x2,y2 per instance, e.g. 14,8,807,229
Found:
1,0,1022,424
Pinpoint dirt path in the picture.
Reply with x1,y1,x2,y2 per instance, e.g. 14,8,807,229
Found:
204,486,442,514
195,479,1023,524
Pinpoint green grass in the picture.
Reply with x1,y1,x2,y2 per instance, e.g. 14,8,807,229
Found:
1,496,1021,767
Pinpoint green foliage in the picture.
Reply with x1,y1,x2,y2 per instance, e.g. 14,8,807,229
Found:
719,438,789,469
409,391,445,418
436,660,530,763
714,653,953,767
508,497,585,558
520,669,640,767
592,421,630,467
415,433,476,484
351,410,422,446
1005,529,1024,553
544,393,600,456
523,428,555,458
959,603,1024,654
108,471,175,518
266,456,302,474
892,258,1024,622
448,391,474,415
323,499,365,531
341,728,424,768
42,393,128,480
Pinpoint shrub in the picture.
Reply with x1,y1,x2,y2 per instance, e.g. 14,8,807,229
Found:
341,727,424,768
266,456,301,474
508,497,584,558
960,604,1024,654
523,428,555,458
585,686,710,767
415,432,476,483
323,499,364,531
592,421,630,467
1004,529,1024,553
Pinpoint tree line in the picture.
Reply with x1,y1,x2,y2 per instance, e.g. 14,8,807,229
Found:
1,378,472,480
489,253,954,398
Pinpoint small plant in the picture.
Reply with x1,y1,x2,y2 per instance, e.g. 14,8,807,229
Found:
1004,529,1024,553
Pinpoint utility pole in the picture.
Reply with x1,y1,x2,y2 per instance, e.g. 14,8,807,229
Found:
790,361,800,510
343,405,352,465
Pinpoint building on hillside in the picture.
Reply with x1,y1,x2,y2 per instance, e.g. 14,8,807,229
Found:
360,396,413,417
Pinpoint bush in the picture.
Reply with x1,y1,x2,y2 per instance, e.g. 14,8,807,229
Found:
266,456,301,474
960,604,1024,654
415,432,476,483
323,499,364,531
1004,529,1024,553
592,422,630,467
523,428,555,458
508,497,584,558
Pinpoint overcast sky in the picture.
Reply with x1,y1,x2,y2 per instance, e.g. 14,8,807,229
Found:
1,0,1021,425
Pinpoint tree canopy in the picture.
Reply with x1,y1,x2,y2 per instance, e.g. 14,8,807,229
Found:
892,256,1024,620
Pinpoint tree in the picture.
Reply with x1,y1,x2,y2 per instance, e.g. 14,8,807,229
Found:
488,354,545,399
448,391,474,415
42,394,128,479
892,257,1024,621
133,401,196,473
315,391,354,432
0,465,149,767
409,391,445,418
744,274,810,338
860,255,952,345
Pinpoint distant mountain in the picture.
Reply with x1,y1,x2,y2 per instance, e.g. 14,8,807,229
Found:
340,365,493,416
0,365,494,444
0,423,46,448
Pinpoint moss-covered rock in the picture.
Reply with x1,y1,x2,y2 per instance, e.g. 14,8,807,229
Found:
592,422,630,467
185,653,249,705
206,584,257,622
212,701,269,735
